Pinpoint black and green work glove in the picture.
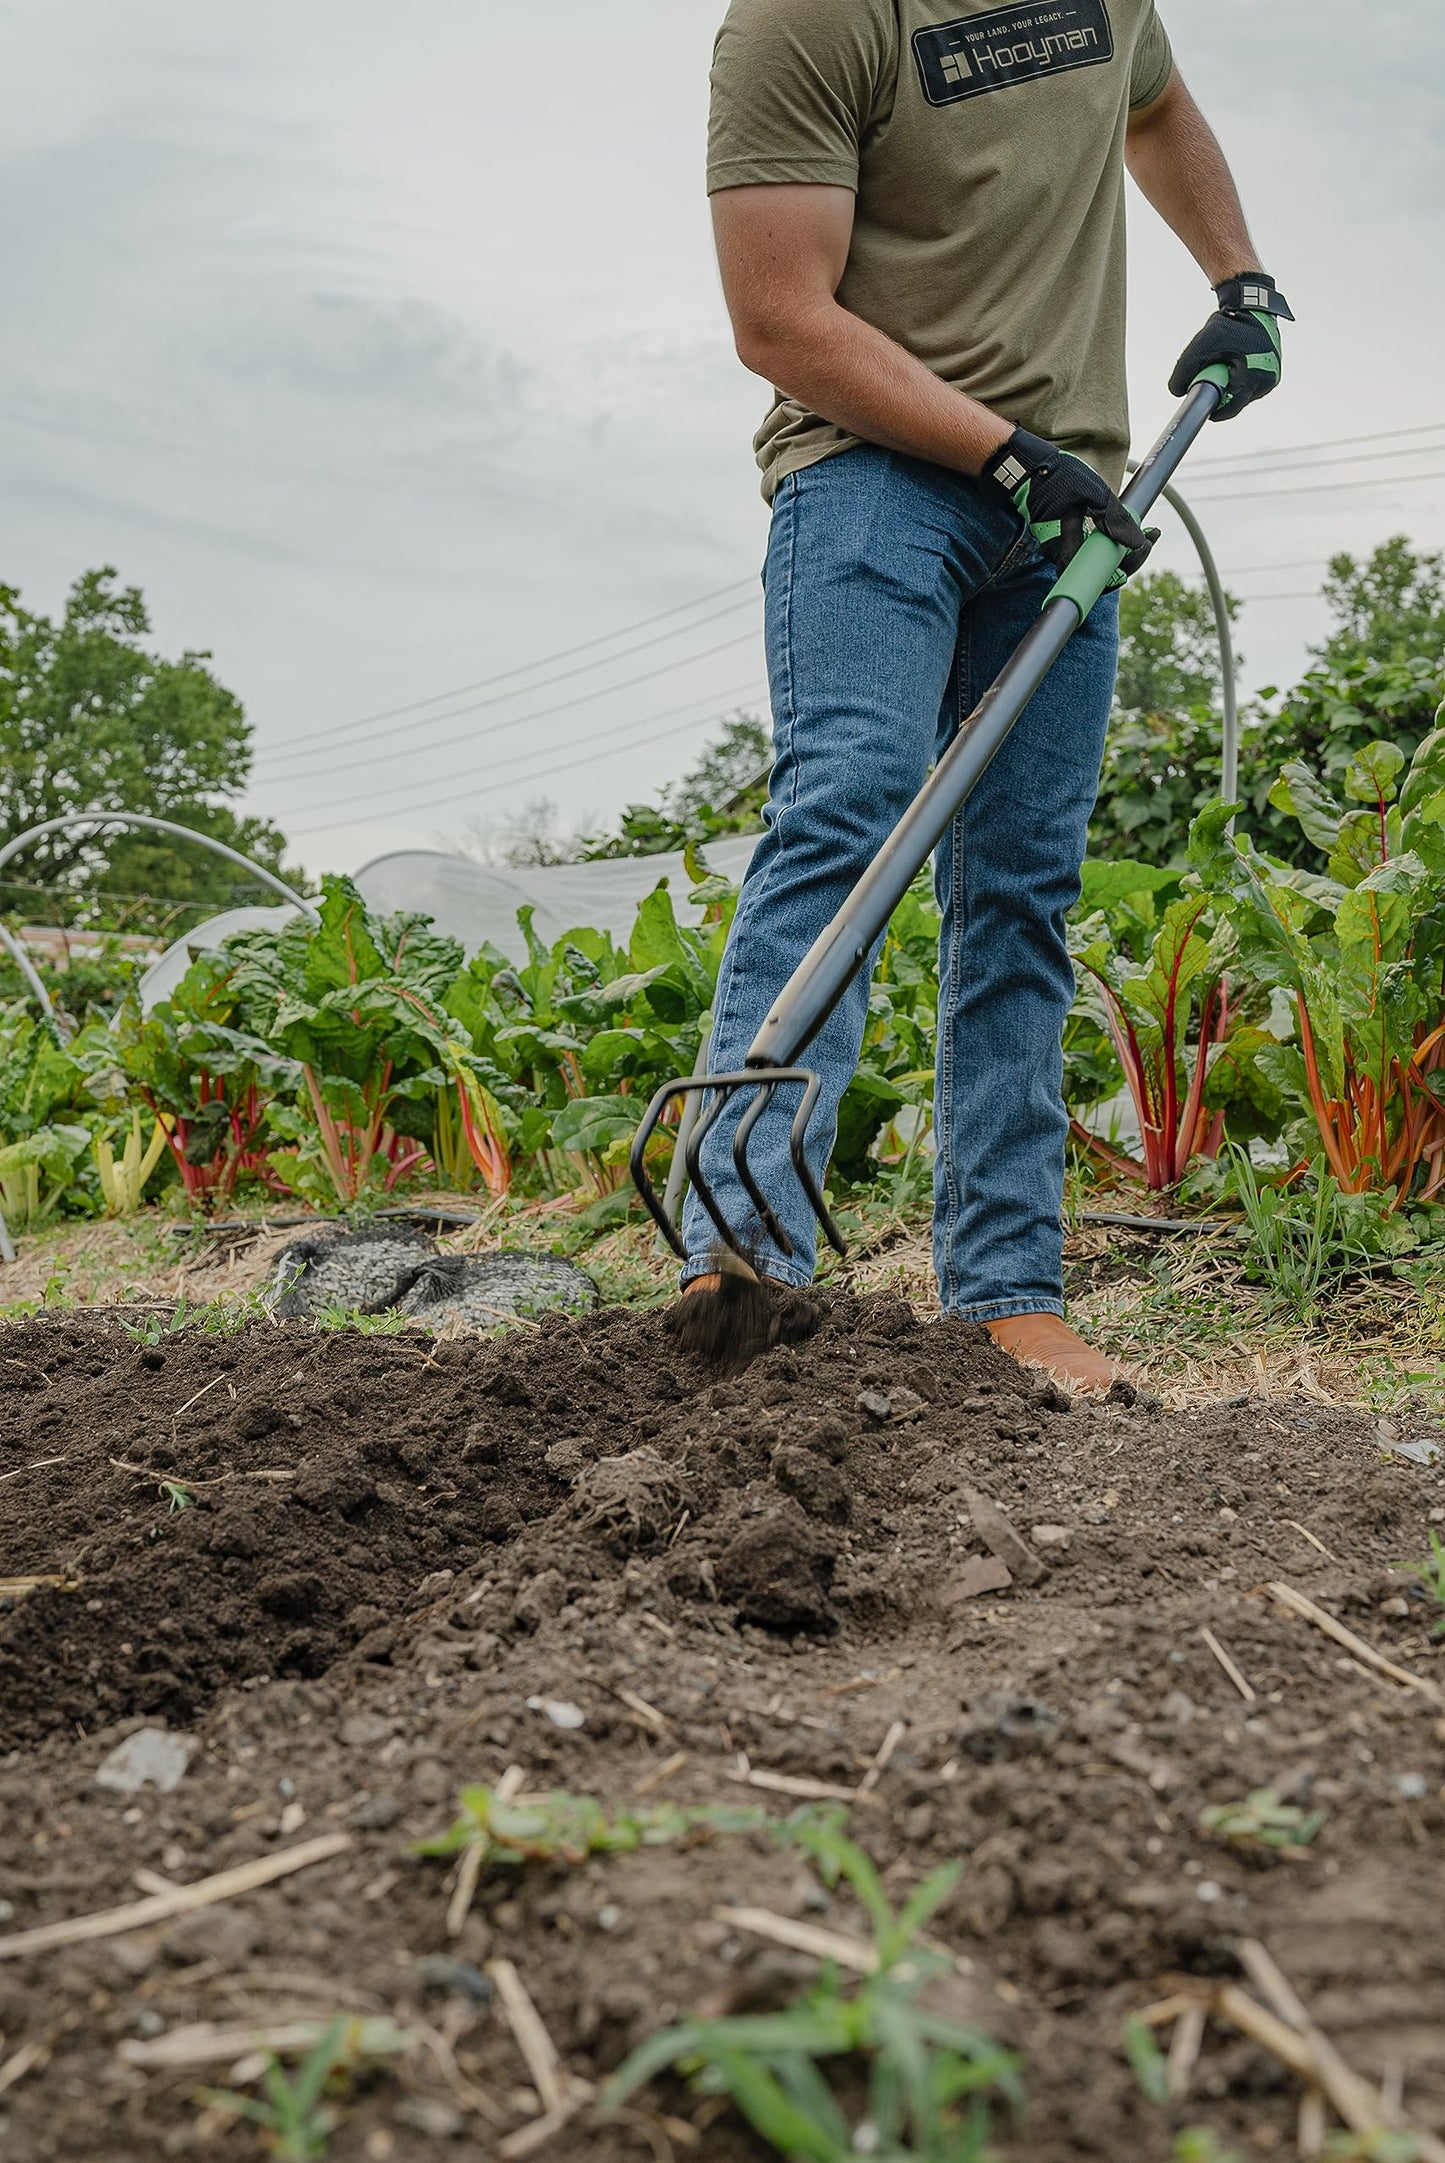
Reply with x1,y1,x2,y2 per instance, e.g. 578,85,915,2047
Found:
980,427,1158,586
1169,270,1294,419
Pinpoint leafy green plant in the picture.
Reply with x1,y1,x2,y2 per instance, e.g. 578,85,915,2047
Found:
605,1818,1020,2161
93,1107,170,1215
1199,1785,1325,1852
226,878,467,1206
114,951,296,1206
1191,718,1445,1202
199,2016,411,2161
1070,881,1277,1191
1228,1146,1375,1321
159,1480,194,1512
414,1785,764,1869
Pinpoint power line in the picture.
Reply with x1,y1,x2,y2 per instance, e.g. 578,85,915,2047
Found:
1188,441,1445,485
253,578,758,769
1189,468,1445,505
284,678,769,837
267,631,765,812
1187,418,1445,473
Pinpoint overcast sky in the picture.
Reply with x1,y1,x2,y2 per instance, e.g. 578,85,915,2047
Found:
3,0,1442,880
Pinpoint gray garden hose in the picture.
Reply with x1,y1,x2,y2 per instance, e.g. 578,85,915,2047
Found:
1125,465,1239,808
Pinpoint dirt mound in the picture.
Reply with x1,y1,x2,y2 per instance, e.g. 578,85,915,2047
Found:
3,1291,1445,2159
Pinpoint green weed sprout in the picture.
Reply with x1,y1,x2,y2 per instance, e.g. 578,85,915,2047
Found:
159,1480,194,1512
1199,1786,1325,1852
604,1816,1021,2161
1122,2015,1170,2104
1173,2134,1246,2163
1401,1527,1445,1637
312,1305,412,1337
413,1785,765,1869
199,2017,410,2160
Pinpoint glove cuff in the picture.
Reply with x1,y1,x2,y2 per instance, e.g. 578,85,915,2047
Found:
980,426,1057,503
1214,270,1295,323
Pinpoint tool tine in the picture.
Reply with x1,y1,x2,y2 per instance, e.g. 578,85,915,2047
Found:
789,1071,848,1258
630,1076,698,1258
685,1081,755,1262
732,1082,796,1259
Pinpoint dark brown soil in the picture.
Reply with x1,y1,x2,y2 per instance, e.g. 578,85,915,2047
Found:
2,1291,1444,2161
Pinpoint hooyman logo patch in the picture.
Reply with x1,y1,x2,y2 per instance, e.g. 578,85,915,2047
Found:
913,0,1115,104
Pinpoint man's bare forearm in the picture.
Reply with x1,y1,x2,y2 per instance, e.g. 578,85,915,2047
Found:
740,301,1014,477
1126,70,1261,284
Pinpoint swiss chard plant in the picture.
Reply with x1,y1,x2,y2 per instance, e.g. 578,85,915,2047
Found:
225,877,467,1207
1191,718,1445,1203
1068,861,1278,1191
114,952,298,1206
0,1004,95,1229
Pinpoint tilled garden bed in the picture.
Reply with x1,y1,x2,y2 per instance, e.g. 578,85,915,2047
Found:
2,1291,1444,2159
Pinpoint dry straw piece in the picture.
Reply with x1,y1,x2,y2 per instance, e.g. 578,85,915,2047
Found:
0,1833,355,1962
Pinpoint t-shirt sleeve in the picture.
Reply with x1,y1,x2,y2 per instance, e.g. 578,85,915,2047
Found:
707,0,893,196
1129,6,1174,109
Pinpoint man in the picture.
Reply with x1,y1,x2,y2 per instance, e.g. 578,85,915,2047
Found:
682,0,1290,1393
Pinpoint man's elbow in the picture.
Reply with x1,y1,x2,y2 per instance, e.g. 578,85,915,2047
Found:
729,303,824,381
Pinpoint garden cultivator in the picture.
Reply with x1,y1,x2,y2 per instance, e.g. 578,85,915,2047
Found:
631,378,1228,1269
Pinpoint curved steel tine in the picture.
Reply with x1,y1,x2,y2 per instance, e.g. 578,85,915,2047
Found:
732,1082,796,1258
789,1070,848,1258
685,1079,754,1262
630,1078,695,1258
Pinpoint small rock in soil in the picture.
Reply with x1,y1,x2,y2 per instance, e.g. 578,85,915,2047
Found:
528,1696,586,1730
963,1487,1045,1586
960,1691,1062,1760
393,2096,465,2137
413,1955,493,2004
943,1556,1014,1603
349,1792,403,1830
94,1728,196,1796
1031,1524,1073,1549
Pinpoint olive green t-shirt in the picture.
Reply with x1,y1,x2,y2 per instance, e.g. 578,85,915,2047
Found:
708,0,1174,498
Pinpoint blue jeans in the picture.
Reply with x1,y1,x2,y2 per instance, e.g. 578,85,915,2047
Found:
681,446,1119,1321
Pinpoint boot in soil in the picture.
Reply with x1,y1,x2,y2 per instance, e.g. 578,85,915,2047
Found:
986,1311,1129,1400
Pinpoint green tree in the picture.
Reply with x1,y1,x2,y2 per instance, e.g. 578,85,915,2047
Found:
1090,570,1239,865
1316,535,1445,671
0,570,306,933
583,711,770,860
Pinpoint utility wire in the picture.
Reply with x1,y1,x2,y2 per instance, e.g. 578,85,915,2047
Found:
1187,440,1445,484
268,575,755,738
267,632,764,813
284,676,769,835
288,695,768,842
1186,418,1445,472
1189,468,1445,505
254,591,762,776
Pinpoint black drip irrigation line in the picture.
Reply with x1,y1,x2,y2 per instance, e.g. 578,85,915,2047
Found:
1079,1210,1243,1235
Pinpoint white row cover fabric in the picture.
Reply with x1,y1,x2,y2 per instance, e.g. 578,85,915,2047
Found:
352,837,759,961
135,838,760,1012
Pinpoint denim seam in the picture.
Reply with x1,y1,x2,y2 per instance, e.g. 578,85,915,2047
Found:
946,1296,1067,1323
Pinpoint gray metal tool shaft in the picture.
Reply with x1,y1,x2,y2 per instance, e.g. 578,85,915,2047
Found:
745,380,1221,1072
